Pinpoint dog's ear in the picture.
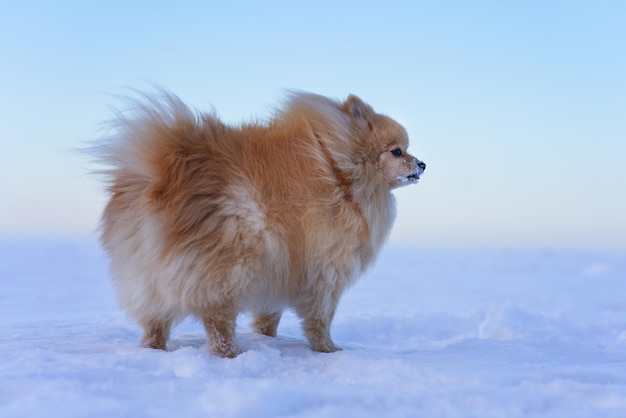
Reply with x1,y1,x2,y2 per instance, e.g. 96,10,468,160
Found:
343,95,374,129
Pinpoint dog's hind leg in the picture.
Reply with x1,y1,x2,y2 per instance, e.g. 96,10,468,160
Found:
252,311,282,337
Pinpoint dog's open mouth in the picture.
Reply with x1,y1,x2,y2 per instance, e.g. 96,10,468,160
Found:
407,173,420,182
396,172,420,186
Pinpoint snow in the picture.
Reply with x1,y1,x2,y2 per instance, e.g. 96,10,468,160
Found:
1,238,626,417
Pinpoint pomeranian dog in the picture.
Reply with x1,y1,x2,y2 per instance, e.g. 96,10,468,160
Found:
94,89,425,357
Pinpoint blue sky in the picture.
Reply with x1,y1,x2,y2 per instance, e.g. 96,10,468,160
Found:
1,1,624,250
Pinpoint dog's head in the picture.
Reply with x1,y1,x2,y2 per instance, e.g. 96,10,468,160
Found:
343,95,426,189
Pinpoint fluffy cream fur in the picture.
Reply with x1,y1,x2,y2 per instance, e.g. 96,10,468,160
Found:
95,89,425,357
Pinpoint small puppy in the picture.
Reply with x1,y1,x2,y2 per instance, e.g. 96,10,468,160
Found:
95,89,425,357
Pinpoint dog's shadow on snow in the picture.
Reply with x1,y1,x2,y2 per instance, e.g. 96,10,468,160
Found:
167,332,320,357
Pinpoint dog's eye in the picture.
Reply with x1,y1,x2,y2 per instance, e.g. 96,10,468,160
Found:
391,148,403,157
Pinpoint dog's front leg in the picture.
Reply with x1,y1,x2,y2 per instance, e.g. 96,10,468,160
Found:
297,286,343,353
303,316,341,353
201,304,241,358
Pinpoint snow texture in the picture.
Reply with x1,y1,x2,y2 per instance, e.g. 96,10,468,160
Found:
1,238,626,417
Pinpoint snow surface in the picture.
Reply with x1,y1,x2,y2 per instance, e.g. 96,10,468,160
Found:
1,238,626,418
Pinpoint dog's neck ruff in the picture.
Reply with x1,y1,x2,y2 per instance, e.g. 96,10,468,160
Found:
314,133,369,235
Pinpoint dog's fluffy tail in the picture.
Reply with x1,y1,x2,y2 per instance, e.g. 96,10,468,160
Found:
90,88,200,185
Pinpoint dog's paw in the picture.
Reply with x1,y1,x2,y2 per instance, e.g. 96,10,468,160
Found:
206,340,242,358
140,334,168,350
310,340,342,353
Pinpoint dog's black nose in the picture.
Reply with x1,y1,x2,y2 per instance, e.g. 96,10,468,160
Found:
418,161,426,171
